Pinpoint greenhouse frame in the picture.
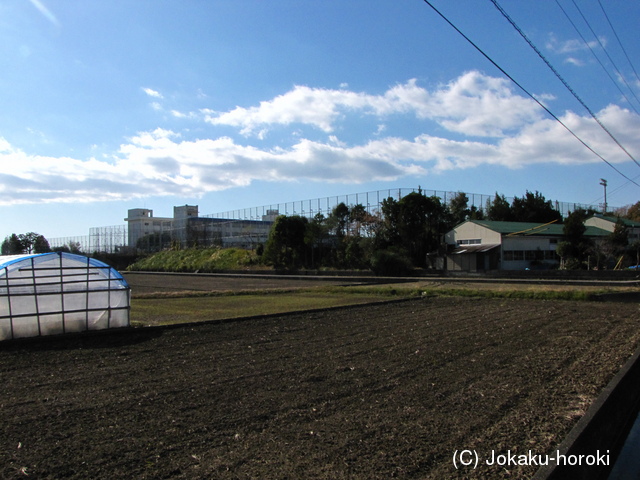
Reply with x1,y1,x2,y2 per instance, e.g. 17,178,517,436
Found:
0,252,130,341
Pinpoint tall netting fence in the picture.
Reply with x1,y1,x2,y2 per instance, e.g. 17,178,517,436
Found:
49,225,128,254
48,188,603,253
203,188,598,221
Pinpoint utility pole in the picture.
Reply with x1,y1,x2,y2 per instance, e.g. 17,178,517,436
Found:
600,178,608,214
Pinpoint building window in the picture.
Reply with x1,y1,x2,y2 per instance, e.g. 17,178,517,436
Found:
457,239,481,245
544,250,558,260
504,249,559,262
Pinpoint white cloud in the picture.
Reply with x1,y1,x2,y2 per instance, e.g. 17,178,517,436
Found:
205,72,542,138
204,85,371,134
328,135,346,147
422,72,542,137
142,87,163,99
565,57,585,67
545,34,607,67
546,34,601,55
1,72,639,205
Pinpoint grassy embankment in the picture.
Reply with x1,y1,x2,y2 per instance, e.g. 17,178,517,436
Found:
129,247,639,327
128,247,264,272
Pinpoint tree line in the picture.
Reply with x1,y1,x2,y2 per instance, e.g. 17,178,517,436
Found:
3,190,639,272
261,190,640,273
1,233,51,255
558,208,638,270
1,233,81,256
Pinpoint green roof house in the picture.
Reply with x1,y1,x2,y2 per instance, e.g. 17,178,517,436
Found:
584,214,640,244
444,220,610,272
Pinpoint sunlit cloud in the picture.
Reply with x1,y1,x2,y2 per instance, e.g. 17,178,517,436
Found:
205,72,542,138
1,72,639,205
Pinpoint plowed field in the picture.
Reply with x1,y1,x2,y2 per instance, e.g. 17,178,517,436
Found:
1,297,639,479
122,272,368,295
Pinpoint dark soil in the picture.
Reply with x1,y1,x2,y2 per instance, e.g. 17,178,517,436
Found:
1,297,639,479
123,272,367,295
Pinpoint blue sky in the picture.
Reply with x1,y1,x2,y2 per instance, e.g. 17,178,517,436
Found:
2,0,640,240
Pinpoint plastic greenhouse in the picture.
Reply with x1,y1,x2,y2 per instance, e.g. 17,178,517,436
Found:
0,252,130,341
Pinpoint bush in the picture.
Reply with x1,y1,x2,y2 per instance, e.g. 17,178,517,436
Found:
370,249,413,276
127,247,258,272
562,257,586,270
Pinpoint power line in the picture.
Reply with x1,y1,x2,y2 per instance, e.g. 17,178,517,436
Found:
489,0,640,171
597,0,640,88
589,173,640,205
566,0,640,113
419,0,640,188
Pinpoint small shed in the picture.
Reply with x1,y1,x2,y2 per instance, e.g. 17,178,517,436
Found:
0,252,130,341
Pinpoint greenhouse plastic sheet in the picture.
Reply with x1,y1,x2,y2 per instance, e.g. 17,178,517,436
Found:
0,253,130,341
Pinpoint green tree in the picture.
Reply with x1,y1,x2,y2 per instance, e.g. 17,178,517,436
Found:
396,192,448,268
349,204,367,237
20,233,39,253
556,209,592,269
33,234,51,253
305,213,328,268
373,192,449,268
511,191,562,223
1,232,50,254
344,237,366,269
378,197,401,248
263,215,309,270
323,203,375,268
448,192,470,225
486,193,512,221
604,219,629,260
53,241,83,254
326,203,350,239
625,201,640,222
468,204,484,220
1,234,24,254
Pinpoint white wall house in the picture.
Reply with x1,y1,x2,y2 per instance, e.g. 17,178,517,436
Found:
444,220,610,272
585,215,640,244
